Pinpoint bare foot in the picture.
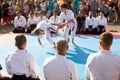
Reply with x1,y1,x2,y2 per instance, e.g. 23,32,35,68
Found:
40,44,44,47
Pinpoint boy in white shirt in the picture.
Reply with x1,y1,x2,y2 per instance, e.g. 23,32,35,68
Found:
13,11,26,33
27,11,37,33
37,11,47,24
6,35,40,80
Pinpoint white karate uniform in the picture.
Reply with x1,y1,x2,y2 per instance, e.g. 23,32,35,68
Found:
49,15,59,24
44,54,78,80
36,20,58,44
27,16,38,27
14,15,26,27
59,9,75,40
37,16,47,24
86,50,120,80
6,49,40,78
71,18,77,40
96,16,107,27
85,16,96,28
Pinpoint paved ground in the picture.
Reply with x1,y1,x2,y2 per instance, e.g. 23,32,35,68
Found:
0,24,14,35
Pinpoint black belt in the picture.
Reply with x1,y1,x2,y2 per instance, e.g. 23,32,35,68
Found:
30,24,37,26
88,25,93,29
98,25,104,27
0,64,2,70
12,74,40,80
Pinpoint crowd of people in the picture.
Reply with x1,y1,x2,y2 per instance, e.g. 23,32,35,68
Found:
0,0,120,33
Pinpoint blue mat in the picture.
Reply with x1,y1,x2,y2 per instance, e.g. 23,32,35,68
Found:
0,34,120,80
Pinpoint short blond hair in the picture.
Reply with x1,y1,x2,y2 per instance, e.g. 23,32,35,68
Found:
55,39,68,52
100,32,113,47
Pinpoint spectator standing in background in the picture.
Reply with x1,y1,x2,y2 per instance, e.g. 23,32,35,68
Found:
47,0,55,18
89,0,98,17
2,1,9,24
23,2,29,19
73,0,79,15
39,0,47,15
0,4,3,25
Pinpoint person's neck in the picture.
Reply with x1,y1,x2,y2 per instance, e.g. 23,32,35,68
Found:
100,47,110,51
54,15,57,17
58,52,66,56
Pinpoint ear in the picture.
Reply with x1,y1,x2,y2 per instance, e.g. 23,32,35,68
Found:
67,45,69,50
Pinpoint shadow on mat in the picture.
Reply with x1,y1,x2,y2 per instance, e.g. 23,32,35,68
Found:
66,46,96,64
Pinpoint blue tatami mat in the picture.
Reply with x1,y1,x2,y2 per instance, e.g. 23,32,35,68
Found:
0,34,120,80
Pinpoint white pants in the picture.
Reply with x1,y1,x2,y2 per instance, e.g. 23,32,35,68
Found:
45,29,54,44
63,19,77,40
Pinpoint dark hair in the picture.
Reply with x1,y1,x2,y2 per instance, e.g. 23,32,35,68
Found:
60,3,68,9
15,35,26,50
100,11,105,14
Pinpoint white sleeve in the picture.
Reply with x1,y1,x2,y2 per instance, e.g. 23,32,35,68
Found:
14,17,17,28
68,10,74,20
95,18,99,26
5,54,12,75
35,17,38,24
85,18,88,28
27,55,40,78
71,62,78,80
93,18,97,28
44,16,48,20
85,54,96,80
59,12,65,23
104,17,107,27
49,16,54,23
27,18,30,27
22,16,26,27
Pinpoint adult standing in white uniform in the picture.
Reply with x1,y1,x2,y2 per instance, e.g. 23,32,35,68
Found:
6,35,40,80
86,32,120,80
44,39,78,80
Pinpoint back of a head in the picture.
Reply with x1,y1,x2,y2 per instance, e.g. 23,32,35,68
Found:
15,35,26,50
100,32,113,48
55,39,68,55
